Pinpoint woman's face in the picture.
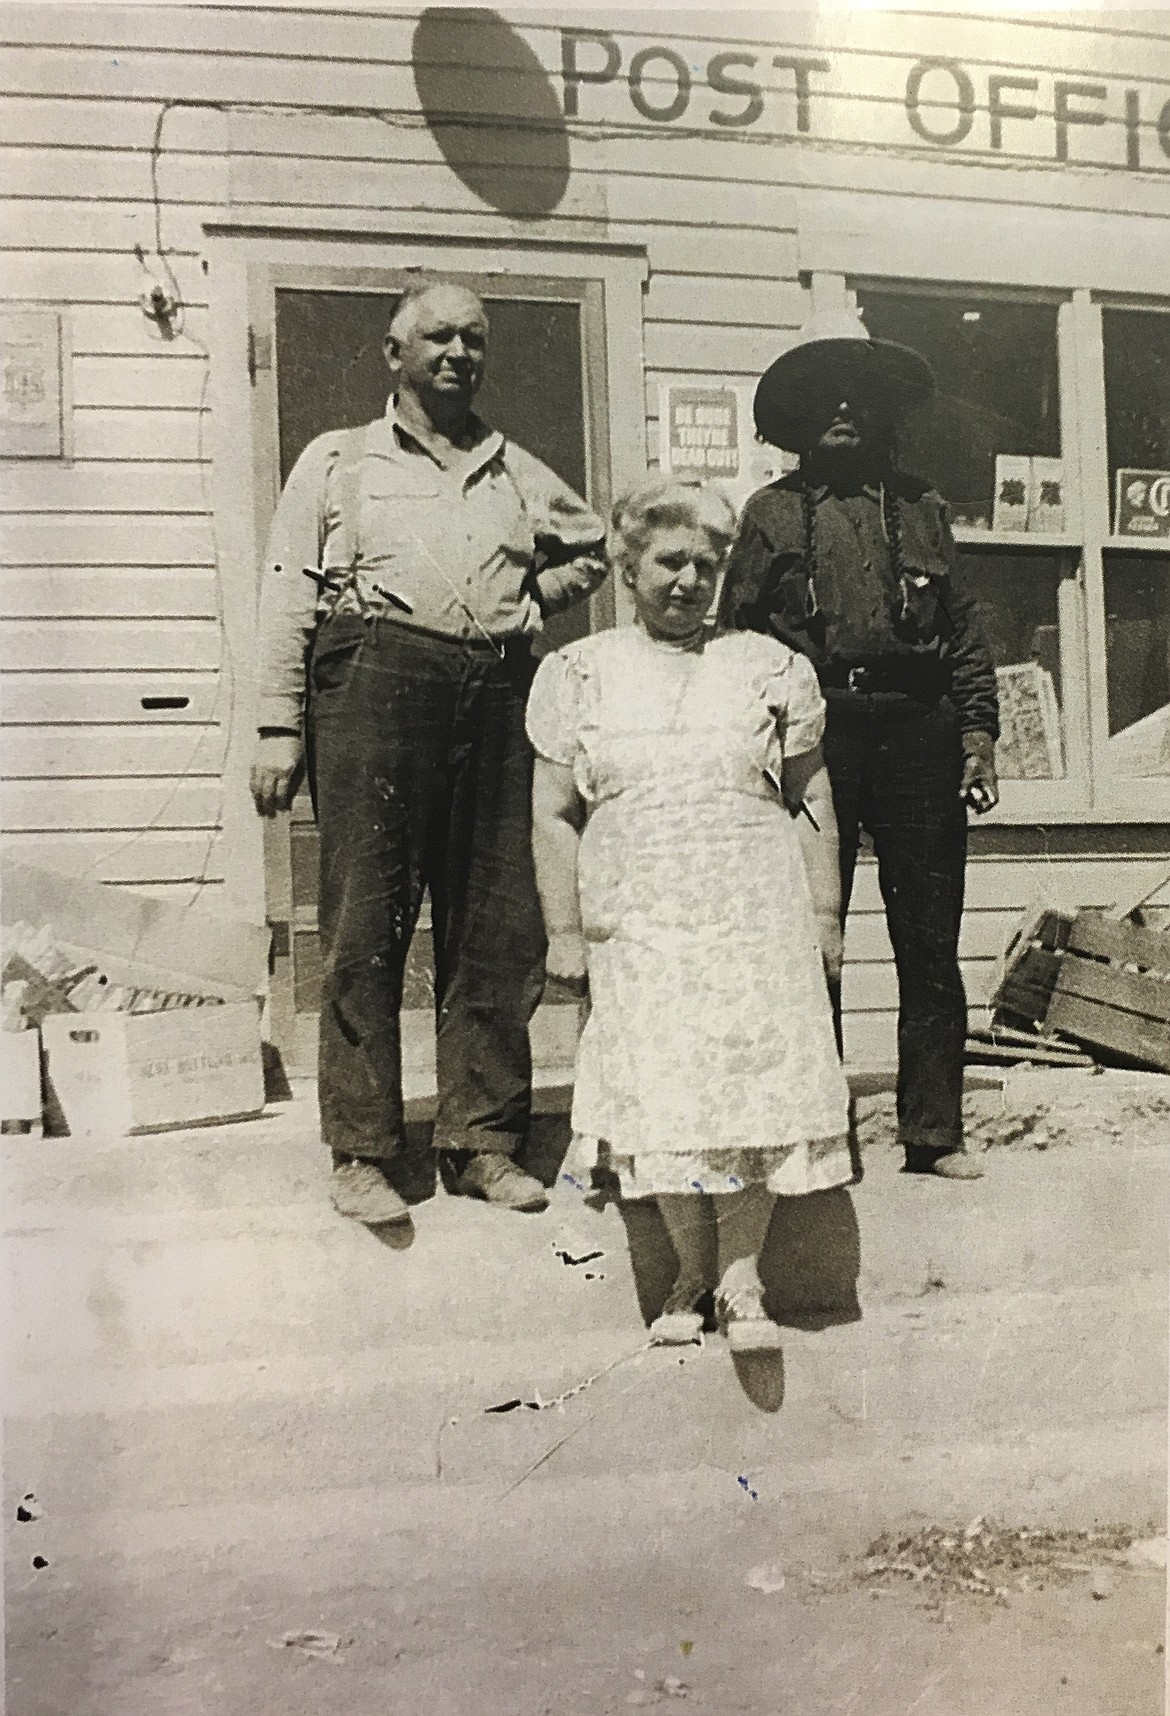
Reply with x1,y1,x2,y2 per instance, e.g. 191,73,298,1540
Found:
625,523,723,639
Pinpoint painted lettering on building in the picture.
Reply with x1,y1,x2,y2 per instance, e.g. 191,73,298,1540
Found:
560,31,1170,171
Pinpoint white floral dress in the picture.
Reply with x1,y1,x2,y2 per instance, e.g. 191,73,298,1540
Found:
526,625,852,1201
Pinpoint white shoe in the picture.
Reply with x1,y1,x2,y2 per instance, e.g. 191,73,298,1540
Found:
716,1275,783,1354
649,1275,705,1345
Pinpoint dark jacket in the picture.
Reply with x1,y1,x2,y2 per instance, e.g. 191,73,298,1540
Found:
719,470,999,738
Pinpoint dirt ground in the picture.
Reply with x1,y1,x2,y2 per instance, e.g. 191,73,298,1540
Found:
856,1066,1170,1159
5,1065,1168,1716
9,1507,1165,1716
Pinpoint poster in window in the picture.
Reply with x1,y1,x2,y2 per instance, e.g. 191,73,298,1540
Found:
1115,468,1170,538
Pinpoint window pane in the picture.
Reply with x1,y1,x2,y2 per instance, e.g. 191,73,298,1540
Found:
1104,309,1170,536
962,550,1066,778
1104,552,1170,776
856,291,1061,532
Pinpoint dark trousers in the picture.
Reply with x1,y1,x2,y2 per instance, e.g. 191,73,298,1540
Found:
308,615,546,1163
822,691,969,1156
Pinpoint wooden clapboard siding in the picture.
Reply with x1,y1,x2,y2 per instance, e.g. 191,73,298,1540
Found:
1,829,226,883
3,464,211,512
69,304,212,358
2,671,222,726
3,777,222,831
5,518,213,565
0,723,225,778
4,619,219,671
0,568,217,618
71,410,208,462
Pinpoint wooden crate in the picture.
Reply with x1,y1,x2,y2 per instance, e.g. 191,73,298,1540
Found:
990,905,1076,1030
1046,912,1170,1072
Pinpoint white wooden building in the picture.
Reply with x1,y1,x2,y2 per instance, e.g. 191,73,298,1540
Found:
2,3,1169,1069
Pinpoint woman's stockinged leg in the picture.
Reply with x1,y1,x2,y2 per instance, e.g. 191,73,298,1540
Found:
715,1186,783,1352
651,1194,711,1344
656,1193,710,1296
714,1186,775,1287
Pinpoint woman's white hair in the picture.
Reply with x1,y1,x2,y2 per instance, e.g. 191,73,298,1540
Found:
609,473,737,576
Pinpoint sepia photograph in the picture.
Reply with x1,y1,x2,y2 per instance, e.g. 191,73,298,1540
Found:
1,1,1169,1710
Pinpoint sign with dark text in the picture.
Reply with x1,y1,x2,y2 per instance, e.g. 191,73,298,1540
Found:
560,29,1170,173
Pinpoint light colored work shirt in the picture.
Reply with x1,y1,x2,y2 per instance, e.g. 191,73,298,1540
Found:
256,400,608,733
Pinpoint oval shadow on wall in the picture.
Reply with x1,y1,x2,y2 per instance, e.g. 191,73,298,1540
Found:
412,8,571,219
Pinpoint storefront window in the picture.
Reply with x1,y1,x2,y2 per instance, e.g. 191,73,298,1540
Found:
1104,551,1170,776
962,551,1067,779
856,290,1062,533
1104,308,1170,539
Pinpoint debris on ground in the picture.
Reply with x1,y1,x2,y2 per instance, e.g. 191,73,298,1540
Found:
744,1563,786,1594
849,1520,1137,1606
854,1069,1170,1158
266,1629,345,1659
1126,1537,1168,1569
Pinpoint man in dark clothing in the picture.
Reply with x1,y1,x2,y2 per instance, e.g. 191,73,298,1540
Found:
719,310,1000,1179
250,282,607,1225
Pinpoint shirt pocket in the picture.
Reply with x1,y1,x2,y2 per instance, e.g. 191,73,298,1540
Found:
357,478,443,602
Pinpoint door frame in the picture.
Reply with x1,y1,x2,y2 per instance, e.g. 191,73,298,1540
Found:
205,224,648,1043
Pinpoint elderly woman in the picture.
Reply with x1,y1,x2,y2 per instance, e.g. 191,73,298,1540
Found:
526,475,853,1352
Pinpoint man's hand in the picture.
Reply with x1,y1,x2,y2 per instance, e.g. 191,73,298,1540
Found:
814,910,844,986
961,730,999,815
545,929,588,999
250,732,304,818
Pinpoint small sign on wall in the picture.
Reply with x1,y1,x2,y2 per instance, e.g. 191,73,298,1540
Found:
1115,468,1170,538
659,384,742,481
0,306,72,459
658,383,796,517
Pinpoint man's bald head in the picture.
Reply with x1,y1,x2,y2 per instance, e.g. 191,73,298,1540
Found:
386,282,488,352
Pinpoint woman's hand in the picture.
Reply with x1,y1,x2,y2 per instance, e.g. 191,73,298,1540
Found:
545,929,589,998
814,909,844,985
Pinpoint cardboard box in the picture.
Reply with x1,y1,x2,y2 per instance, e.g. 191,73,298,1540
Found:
1,1028,43,1134
1027,457,1065,533
41,1003,265,1138
992,454,1031,532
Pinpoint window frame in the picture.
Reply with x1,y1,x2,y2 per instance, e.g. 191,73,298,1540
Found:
810,268,1169,824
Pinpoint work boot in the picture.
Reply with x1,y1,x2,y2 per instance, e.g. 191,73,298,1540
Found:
903,1146,984,1180
454,1154,549,1212
331,1159,411,1225
716,1266,783,1354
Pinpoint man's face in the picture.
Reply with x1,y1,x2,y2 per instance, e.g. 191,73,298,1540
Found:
388,287,488,409
806,389,878,456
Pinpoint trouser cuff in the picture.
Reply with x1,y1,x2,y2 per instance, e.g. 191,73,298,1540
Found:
435,1131,521,1158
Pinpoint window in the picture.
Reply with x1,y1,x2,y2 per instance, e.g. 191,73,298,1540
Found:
1103,308,1170,534
855,284,1086,810
962,551,1069,780
838,279,1170,817
1104,552,1170,777
858,292,1062,533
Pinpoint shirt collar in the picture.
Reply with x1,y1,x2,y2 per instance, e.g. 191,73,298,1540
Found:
376,397,505,475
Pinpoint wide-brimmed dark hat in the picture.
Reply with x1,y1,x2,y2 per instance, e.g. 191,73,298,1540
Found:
754,310,936,452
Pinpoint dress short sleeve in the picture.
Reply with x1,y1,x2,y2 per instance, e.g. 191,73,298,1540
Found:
770,648,826,758
525,647,583,766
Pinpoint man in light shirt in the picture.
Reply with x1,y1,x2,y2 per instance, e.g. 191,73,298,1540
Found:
251,282,607,1227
